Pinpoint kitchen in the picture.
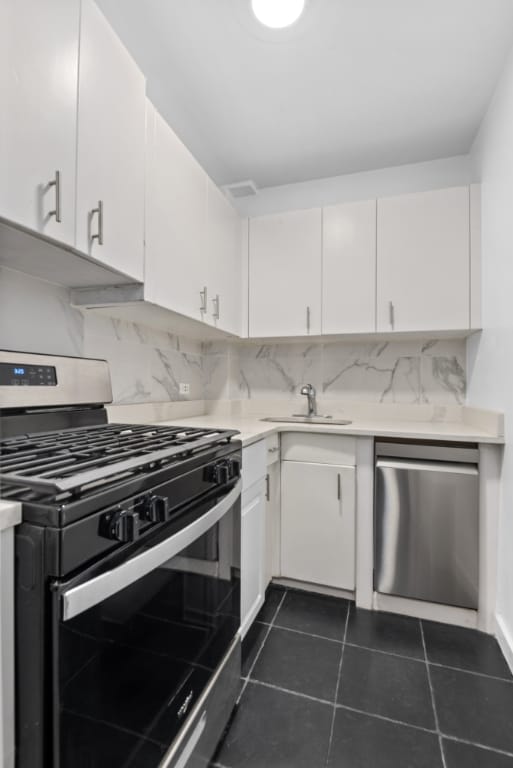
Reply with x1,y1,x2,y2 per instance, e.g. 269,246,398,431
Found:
1,1,513,766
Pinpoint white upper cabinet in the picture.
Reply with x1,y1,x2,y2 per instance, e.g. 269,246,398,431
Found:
75,0,145,281
322,200,377,334
377,186,470,332
145,104,208,321
0,0,79,245
249,209,322,337
207,180,242,336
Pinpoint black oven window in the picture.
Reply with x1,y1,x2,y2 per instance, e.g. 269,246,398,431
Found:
56,515,240,768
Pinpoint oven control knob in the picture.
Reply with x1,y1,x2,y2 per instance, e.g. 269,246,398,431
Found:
216,462,230,485
109,509,141,543
228,458,241,479
205,461,230,485
140,495,169,523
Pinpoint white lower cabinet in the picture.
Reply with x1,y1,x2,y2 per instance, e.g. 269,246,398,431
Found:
241,478,266,638
241,440,267,638
281,461,356,591
265,437,281,586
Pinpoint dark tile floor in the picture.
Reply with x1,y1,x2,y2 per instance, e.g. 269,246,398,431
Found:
211,585,513,768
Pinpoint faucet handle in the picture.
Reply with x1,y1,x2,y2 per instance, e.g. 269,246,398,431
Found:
300,383,315,395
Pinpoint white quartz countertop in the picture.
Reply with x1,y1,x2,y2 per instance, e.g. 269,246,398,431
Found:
0,500,22,531
149,414,504,447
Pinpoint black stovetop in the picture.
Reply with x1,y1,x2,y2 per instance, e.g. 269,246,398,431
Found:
0,422,239,521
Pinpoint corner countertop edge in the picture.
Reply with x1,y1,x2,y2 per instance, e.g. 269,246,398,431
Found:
0,500,22,532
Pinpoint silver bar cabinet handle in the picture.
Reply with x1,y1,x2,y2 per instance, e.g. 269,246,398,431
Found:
337,472,341,501
200,286,208,313
389,301,395,330
265,473,270,501
306,306,311,334
48,170,61,223
91,200,104,245
212,295,220,320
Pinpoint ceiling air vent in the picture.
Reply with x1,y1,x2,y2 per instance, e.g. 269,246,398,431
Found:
223,180,258,199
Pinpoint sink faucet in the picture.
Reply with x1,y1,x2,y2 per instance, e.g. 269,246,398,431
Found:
300,383,317,416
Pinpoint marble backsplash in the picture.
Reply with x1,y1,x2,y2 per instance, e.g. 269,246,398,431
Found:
0,266,466,406
0,266,220,404
232,338,467,405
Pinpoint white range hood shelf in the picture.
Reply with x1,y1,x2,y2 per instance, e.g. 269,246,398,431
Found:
0,217,140,288
71,284,239,340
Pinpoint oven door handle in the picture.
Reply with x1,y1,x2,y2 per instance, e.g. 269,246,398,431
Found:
61,480,241,622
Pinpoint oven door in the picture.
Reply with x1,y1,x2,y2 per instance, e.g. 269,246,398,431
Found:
50,480,241,768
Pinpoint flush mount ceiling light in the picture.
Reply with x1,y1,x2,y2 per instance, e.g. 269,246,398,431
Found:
251,0,306,29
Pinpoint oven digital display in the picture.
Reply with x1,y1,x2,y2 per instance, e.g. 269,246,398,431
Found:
0,362,58,386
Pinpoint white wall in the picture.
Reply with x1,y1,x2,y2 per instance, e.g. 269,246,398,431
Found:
233,155,472,217
467,44,513,659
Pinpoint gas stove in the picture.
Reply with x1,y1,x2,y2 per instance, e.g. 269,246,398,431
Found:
0,350,242,768
0,422,239,496
0,421,240,530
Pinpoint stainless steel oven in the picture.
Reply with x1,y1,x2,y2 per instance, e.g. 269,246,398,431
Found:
0,350,243,768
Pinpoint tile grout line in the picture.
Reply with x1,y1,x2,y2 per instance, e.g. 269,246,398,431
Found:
344,640,513,682
420,619,447,768
336,702,438,736
237,677,513,762
441,733,513,759
239,589,288,701
237,597,513,766
271,622,344,644
428,659,513,684
246,672,513,757
244,676,334,707
253,623,513,683
324,603,351,768
237,599,513,766
244,676,439,736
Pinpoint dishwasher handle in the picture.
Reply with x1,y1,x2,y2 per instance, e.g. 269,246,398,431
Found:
376,458,478,476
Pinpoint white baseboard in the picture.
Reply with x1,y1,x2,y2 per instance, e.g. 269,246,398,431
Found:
496,614,513,675
374,592,478,629
272,577,354,602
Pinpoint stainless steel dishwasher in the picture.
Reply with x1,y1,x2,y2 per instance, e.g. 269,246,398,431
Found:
374,442,479,609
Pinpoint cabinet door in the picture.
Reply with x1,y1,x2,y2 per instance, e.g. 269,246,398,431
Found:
322,200,376,334
0,0,79,244
241,479,266,638
265,462,281,586
75,0,145,281
281,462,355,590
249,209,322,337
145,105,208,321
377,187,470,332
207,180,242,335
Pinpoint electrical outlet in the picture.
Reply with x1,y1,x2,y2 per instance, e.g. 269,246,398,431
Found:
179,383,190,396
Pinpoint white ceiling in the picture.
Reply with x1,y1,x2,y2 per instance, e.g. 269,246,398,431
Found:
97,0,513,190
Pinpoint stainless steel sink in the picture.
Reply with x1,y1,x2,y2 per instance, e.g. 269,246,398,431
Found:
261,415,352,426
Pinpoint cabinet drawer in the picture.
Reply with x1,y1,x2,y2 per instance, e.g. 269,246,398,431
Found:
266,434,280,466
281,433,356,466
242,440,267,491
